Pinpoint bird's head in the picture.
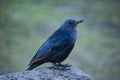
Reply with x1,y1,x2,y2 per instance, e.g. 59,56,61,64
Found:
61,19,84,29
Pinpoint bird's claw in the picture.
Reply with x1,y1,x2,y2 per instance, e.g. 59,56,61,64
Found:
58,64,71,67
51,63,71,70
52,63,71,67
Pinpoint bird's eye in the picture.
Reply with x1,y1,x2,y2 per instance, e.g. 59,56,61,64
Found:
69,21,73,25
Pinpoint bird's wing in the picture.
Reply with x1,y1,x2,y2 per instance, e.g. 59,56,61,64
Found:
29,36,68,65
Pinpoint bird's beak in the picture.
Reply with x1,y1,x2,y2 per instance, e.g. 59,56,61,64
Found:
76,20,84,24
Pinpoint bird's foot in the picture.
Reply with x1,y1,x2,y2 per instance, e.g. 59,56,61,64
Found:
57,63,71,67
52,63,71,67
51,63,71,70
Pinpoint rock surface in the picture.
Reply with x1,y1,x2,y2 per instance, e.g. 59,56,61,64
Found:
0,66,94,80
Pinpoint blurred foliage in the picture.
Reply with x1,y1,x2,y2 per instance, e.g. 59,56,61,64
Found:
0,0,120,80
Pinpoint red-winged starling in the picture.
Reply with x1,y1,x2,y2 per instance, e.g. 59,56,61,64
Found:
26,19,83,70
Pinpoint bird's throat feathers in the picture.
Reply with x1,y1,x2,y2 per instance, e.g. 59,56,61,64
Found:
59,26,77,43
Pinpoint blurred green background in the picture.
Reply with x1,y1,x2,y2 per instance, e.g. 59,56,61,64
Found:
0,0,120,80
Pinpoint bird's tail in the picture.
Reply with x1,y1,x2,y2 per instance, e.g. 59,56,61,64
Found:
26,63,38,71
26,66,34,71
26,61,45,71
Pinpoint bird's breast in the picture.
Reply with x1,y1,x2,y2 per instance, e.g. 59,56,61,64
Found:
68,31,77,44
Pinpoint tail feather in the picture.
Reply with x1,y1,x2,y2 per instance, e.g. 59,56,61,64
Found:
26,61,45,71
26,66,34,71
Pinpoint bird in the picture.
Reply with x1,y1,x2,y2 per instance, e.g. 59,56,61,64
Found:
26,19,83,70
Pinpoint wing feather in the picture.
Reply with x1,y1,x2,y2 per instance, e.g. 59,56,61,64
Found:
29,36,68,65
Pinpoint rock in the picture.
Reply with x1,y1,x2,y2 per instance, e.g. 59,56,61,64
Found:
0,66,94,80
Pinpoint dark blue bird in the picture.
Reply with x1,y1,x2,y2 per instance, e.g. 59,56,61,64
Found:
26,19,83,70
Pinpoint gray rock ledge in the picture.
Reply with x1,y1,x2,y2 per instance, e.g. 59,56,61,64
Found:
0,66,94,80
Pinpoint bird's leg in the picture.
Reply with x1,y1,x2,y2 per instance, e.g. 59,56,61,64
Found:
56,62,71,70
50,62,71,70
52,62,61,67
52,63,57,66
52,63,61,67
58,62,62,66
52,62,62,66
58,62,71,67
51,63,60,69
